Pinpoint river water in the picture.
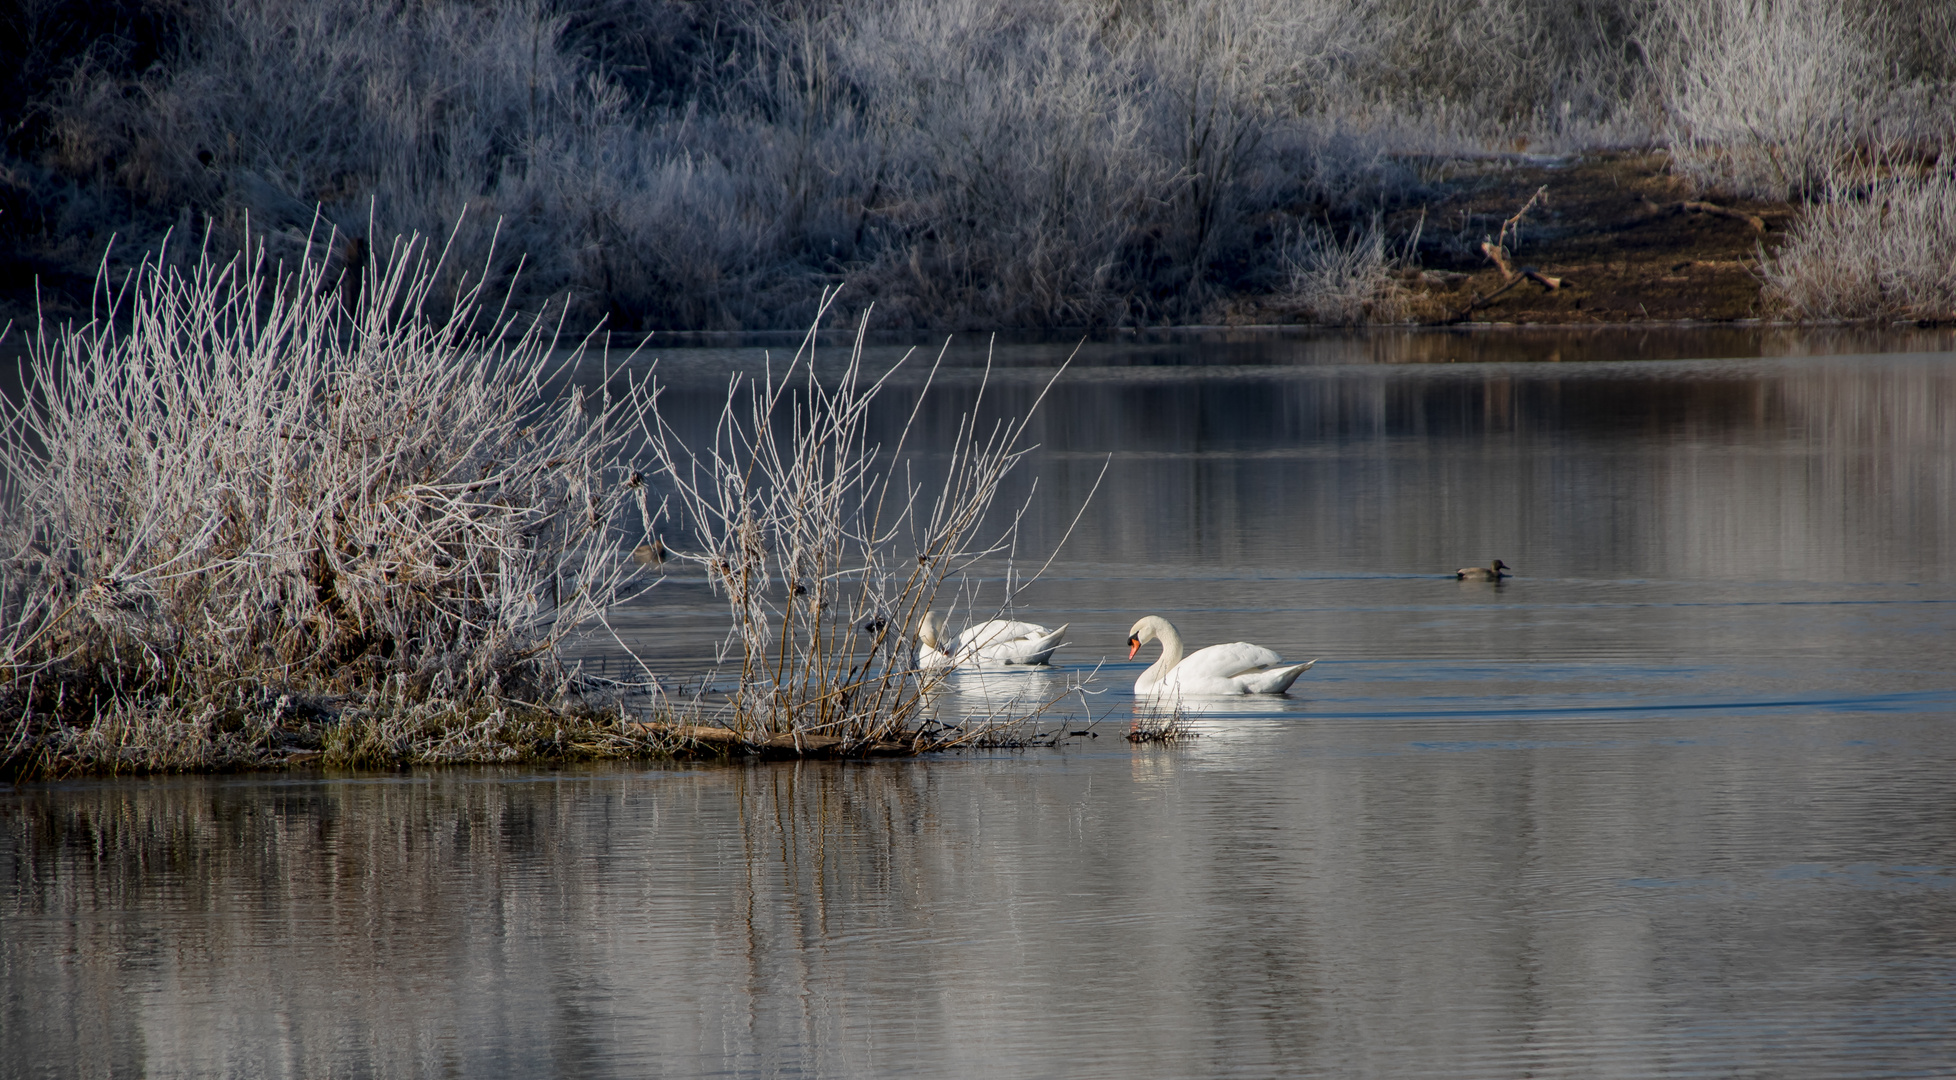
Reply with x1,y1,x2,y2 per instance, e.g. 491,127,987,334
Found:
6,327,1956,1078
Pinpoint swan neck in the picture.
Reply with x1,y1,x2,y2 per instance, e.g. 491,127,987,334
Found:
1144,620,1185,685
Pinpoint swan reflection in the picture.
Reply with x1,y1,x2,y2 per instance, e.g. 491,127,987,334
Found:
922,664,1087,726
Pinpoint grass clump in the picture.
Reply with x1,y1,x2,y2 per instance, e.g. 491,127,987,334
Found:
0,227,660,778
1762,170,1956,322
1277,220,1414,326
1126,699,1198,744
0,224,1087,776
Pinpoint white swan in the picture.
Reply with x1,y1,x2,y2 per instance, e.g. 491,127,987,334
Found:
913,612,956,672
918,611,1067,670
1126,615,1314,696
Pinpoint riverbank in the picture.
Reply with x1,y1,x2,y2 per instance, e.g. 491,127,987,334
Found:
1204,150,1795,327
5,1,1950,331
0,152,1858,333
1379,150,1791,325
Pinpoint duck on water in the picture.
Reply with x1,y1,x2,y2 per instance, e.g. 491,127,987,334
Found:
1456,559,1512,582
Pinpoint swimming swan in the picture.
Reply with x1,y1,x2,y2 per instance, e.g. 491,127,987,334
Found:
918,611,1067,670
1126,615,1314,696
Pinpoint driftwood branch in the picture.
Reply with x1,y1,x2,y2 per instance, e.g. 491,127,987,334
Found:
1680,200,1766,232
1498,185,1550,250
1479,241,1514,279
1449,187,1566,321
1459,242,1564,319
1470,272,1528,310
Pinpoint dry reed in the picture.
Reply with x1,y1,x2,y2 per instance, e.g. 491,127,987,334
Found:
0,229,1092,775
1126,698,1198,743
0,224,660,776
632,300,1083,751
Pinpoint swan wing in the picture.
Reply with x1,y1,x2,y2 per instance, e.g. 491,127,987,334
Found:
1175,642,1286,681
955,620,1064,665
1158,643,1311,695
954,620,1051,651
993,623,1066,665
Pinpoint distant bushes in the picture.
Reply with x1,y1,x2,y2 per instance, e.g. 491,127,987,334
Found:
1656,0,1956,201
1763,171,1956,321
2,0,1952,328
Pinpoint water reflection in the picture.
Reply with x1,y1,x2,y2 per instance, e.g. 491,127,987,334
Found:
8,718,1956,1079
7,331,1956,1078
924,665,1086,724
619,345,1956,689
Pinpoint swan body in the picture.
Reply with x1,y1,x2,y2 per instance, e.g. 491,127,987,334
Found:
1126,615,1314,696
917,612,1067,670
1456,559,1512,581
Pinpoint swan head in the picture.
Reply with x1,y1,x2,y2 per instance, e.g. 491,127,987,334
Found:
1126,615,1169,659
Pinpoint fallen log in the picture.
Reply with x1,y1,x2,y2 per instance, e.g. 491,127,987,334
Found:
1479,241,1515,279
1455,245,1566,319
1680,200,1766,232
663,723,743,746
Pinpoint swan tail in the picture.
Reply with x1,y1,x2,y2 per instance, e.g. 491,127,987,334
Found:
1021,623,1068,665
1247,658,1316,694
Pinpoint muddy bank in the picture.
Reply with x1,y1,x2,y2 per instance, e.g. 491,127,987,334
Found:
1221,151,1800,327
1405,151,1793,324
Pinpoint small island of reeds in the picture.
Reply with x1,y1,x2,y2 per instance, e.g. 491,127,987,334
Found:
0,236,1079,779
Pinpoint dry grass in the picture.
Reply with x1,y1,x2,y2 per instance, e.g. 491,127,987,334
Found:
0,229,1094,776
1278,219,1413,325
0,225,662,777
1763,170,1956,321
1126,698,1198,743
5,687,675,776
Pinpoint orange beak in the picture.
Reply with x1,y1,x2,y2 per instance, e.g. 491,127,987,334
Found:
1127,636,1140,660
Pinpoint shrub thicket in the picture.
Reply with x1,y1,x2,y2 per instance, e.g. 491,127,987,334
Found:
0,228,659,773
1762,170,1956,321
1,0,1952,328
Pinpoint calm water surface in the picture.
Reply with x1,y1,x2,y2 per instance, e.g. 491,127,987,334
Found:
6,328,1956,1078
